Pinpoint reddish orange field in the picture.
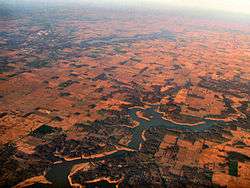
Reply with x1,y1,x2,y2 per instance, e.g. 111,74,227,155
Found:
0,4,250,188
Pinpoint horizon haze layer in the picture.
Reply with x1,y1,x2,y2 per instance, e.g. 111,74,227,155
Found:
1,0,250,16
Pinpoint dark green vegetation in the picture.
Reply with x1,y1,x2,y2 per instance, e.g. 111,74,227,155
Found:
227,151,250,163
27,60,50,69
0,57,15,73
58,80,79,89
59,92,71,97
0,143,52,187
198,76,250,98
226,151,250,177
229,160,238,177
29,124,61,139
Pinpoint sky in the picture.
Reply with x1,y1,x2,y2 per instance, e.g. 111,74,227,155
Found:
2,0,250,15
153,0,250,15
88,0,250,15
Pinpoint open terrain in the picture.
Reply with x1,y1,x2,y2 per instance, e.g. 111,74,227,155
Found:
0,5,250,188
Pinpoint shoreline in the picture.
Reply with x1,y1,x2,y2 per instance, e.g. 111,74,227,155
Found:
136,111,151,121
56,145,134,162
57,146,134,187
156,110,206,126
68,163,91,188
13,175,51,188
85,176,124,188
141,130,146,141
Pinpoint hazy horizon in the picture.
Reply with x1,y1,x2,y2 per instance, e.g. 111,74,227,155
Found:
1,0,250,16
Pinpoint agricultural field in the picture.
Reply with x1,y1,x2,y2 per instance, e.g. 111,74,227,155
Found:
0,3,250,188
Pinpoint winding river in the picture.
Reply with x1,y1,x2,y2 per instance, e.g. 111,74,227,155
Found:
127,106,218,149
30,105,221,187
